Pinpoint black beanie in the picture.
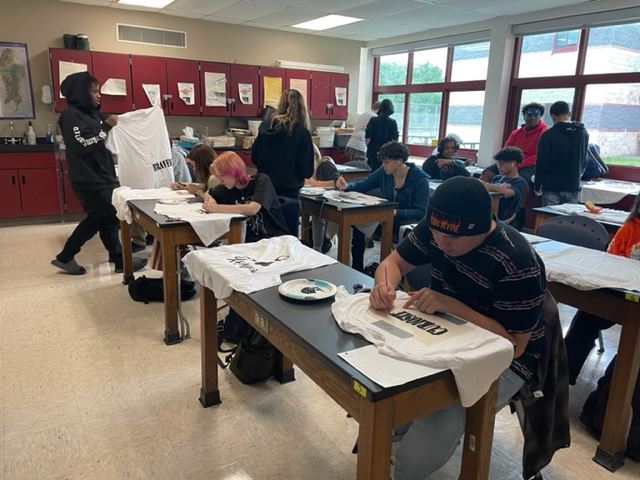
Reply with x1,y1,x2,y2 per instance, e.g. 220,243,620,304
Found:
427,177,492,236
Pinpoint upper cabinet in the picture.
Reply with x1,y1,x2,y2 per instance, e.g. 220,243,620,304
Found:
91,51,132,114
285,69,311,110
259,66,286,114
200,61,231,117
229,64,260,118
50,48,93,113
165,58,200,116
310,71,349,120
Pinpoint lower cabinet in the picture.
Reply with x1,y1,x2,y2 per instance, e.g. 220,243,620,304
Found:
0,152,62,219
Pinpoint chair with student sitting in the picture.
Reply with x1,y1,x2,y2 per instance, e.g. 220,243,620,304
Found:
536,215,609,353
278,196,300,237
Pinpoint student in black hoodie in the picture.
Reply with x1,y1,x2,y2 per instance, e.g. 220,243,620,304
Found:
534,101,589,206
52,72,147,275
251,89,314,200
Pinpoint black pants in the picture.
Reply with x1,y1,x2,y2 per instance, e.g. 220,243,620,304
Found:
564,310,615,384
57,187,122,265
351,217,419,272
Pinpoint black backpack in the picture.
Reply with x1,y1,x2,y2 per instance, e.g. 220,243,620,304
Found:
127,276,197,304
221,326,278,384
581,144,609,180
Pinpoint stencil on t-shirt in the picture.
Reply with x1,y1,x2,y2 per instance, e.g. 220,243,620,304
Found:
365,303,472,347
226,254,290,273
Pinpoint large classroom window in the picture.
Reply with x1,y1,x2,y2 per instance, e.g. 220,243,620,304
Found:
373,41,489,156
507,22,640,168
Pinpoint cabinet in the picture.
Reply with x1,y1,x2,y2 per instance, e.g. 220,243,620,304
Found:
50,48,93,113
259,66,286,112
0,153,62,218
229,64,260,118
91,51,132,114
310,72,349,120
199,63,260,117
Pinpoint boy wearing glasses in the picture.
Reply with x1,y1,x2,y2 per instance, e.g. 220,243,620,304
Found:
502,102,547,184
481,147,527,222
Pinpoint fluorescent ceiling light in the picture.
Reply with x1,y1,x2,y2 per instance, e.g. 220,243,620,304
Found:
292,14,363,31
118,0,174,8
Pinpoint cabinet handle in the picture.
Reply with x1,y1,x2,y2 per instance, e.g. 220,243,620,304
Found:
11,175,16,185
21,175,26,184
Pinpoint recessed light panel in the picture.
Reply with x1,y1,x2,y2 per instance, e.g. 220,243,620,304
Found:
292,14,363,31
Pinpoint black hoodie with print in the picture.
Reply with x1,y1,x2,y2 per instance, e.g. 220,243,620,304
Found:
534,121,589,193
58,71,116,190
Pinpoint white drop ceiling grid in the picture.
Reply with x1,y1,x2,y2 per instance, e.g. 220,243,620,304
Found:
59,0,598,42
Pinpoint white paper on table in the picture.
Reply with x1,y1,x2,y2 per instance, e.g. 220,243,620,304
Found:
322,190,383,206
547,203,628,225
289,78,308,105
177,82,194,105
111,186,195,224
238,83,253,105
339,344,445,388
521,232,552,245
59,61,88,98
579,181,640,205
335,86,347,106
205,72,227,107
142,84,161,107
101,78,126,96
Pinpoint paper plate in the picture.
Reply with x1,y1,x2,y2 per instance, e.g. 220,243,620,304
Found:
278,279,337,302
300,187,325,196
158,199,185,205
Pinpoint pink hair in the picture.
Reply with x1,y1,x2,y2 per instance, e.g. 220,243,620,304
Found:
211,151,250,185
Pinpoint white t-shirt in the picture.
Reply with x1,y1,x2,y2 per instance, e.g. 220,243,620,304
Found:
183,236,337,299
346,110,376,152
332,290,514,406
106,106,173,189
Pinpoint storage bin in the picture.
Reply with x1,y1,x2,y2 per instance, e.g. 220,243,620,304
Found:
316,127,335,148
334,134,350,148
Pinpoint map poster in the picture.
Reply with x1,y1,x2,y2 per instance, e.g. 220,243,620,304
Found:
0,42,35,119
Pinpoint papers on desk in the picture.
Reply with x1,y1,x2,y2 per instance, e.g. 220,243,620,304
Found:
548,203,628,225
153,202,242,247
333,289,514,407
521,233,551,245
579,180,640,205
322,190,383,205
183,236,337,299
336,165,358,171
112,186,195,223
534,242,640,292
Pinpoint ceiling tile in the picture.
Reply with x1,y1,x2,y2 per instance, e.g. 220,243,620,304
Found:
295,0,377,14
383,6,493,27
338,0,426,19
163,0,239,15
160,10,206,19
251,7,322,26
438,0,517,10
209,0,286,21
200,14,246,24
477,0,590,16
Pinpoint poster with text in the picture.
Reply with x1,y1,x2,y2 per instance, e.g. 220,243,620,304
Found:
204,72,226,107
177,82,195,105
335,87,347,106
58,60,87,99
289,78,308,106
238,83,253,105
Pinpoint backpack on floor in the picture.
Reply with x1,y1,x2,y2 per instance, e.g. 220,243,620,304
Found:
223,326,278,384
127,276,197,304
581,144,608,180
579,355,640,461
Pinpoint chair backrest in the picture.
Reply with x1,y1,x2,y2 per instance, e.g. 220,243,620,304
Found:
343,160,371,171
536,215,608,251
278,196,300,237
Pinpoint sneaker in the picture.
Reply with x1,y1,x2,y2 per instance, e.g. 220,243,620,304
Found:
131,242,146,253
321,237,332,254
51,258,86,275
114,257,148,273
367,239,375,248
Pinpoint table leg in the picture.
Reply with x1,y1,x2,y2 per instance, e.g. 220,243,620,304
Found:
120,220,134,285
275,352,295,384
460,379,498,479
594,319,640,471
379,215,394,262
300,211,311,247
491,196,500,216
161,230,181,345
533,213,545,233
227,221,243,244
337,217,351,266
357,397,393,480
199,285,221,407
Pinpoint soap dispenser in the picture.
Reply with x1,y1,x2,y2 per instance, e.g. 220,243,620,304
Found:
27,121,36,145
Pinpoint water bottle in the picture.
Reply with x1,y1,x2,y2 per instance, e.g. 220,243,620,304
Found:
46,124,54,144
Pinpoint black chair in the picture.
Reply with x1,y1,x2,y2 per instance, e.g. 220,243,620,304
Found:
536,214,609,352
278,196,300,237
343,160,371,171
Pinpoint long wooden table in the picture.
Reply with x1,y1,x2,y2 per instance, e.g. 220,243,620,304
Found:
299,194,397,266
533,206,621,243
121,199,245,345
535,241,640,471
198,262,499,479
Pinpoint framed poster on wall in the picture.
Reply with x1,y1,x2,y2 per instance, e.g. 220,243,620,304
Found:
0,42,35,119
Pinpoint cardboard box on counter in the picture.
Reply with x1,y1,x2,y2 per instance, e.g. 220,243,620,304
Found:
207,136,236,148
311,135,320,146
235,136,256,149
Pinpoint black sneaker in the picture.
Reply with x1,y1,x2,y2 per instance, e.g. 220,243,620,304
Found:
114,257,148,273
131,243,146,253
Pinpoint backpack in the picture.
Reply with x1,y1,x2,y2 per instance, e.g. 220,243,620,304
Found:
579,355,640,461
222,326,278,384
127,276,197,304
581,144,609,180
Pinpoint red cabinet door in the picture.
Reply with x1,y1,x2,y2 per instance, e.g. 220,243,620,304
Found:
0,170,22,218
330,73,349,120
50,48,93,113
60,158,83,214
166,58,200,116
92,51,133,114
310,71,331,119
230,64,260,118
259,66,285,115
200,61,231,117
285,69,311,109
20,168,62,217
131,55,168,113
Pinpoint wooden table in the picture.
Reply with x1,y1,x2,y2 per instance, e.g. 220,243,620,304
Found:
533,206,621,243
299,194,397,266
121,199,245,345
198,263,499,480
535,241,640,471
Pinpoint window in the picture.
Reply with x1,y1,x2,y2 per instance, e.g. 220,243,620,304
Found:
520,88,575,128
553,31,580,52
373,41,488,154
584,23,640,75
518,30,580,78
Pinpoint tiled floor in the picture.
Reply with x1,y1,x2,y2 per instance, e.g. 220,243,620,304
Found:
1,221,639,479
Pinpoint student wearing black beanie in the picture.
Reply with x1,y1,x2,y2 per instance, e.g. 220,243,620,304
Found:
367,175,556,479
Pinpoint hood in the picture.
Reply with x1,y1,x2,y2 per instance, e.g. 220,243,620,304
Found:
554,121,585,137
60,71,99,113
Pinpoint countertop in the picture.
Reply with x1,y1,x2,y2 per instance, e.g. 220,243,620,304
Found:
0,141,55,153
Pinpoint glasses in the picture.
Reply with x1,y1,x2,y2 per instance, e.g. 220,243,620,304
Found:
524,109,542,116
496,160,514,166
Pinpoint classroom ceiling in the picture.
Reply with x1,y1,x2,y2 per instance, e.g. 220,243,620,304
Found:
59,0,599,42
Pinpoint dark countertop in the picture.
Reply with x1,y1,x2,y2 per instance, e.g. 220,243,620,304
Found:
0,141,55,153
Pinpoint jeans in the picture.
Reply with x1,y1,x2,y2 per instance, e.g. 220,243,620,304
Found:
564,310,614,384
542,190,579,206
393,368,525,480
57,187,122,264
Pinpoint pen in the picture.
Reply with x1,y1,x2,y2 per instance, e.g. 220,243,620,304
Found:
384,265,391,314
